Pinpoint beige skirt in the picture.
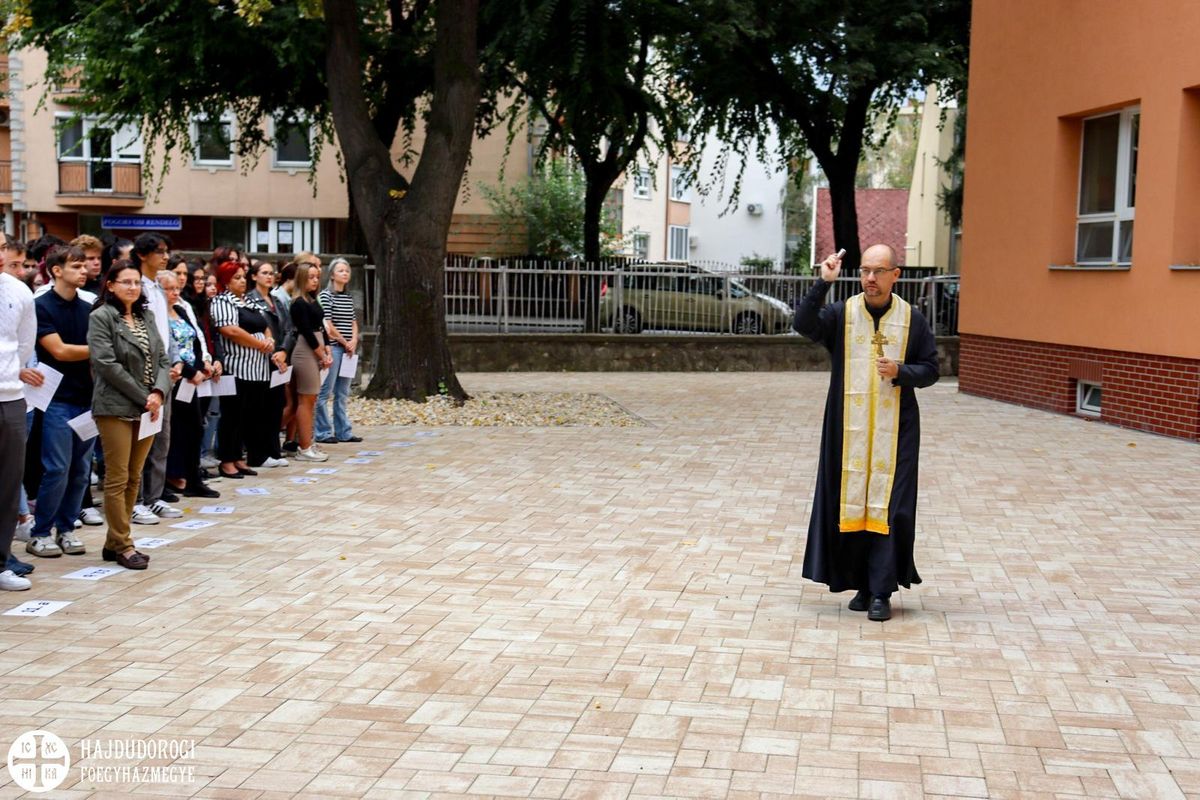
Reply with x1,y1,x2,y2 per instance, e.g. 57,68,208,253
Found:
292,332,324,394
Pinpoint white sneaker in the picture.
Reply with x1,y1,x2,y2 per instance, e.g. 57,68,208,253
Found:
259,457,289,468
26,537,62,558
14,517,34,542
149,500,183,519
90,470,99,486
131,505,161,525
200,455,219,469
0,570,31,591
296,447,328,462
57,531,86,555
79,507,104,526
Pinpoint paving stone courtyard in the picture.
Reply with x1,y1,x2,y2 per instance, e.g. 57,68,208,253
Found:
2,372,1198,799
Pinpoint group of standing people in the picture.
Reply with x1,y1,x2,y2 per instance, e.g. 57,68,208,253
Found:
0,232,361,589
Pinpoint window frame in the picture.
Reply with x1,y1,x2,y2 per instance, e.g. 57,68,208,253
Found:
192,113,235,168
632,168,651,199
1075,106,1139,266
667,225,689,262
1076,381,1102,417
669,165,690,203
271,115,315,169
631,231,650,259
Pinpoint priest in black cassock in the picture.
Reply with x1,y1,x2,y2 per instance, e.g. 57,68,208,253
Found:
793,244,940,621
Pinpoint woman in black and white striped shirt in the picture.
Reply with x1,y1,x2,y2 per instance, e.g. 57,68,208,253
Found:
210,261,274,479
314,257,360,443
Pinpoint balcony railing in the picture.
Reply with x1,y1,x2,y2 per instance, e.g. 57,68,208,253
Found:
0,160,11,195
57,159,143,199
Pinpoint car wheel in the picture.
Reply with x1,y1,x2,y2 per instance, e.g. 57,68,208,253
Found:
733,312,763,335
614,307,643,334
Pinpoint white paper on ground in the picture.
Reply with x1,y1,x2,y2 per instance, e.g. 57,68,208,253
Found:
170,519,217,530
138,410,164,440
344,458,373,465
175,379,197,404
133,538,174,549
236,487,270,496
414,431,438,438
22,364,64,411
196,380,214,398
307,468,338,475
338,353,359,378
67,411,100,441
62,566,122,581
390,442,415,448
4,600,71,617
270,366,293,388
357,451,384,456
212,376,238,396
290,476,319,484
199,505,235,514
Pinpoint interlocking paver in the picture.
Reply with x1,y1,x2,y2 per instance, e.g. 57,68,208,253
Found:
2,372,1198,798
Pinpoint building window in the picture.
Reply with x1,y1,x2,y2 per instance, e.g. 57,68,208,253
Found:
668,225,689,261
1076,107,1138,265
273,116,313,168
212,217,249,249
193,115,233,166
632,169,651,199
669,165,690,203
632,232,650,259
1077,381,1102,417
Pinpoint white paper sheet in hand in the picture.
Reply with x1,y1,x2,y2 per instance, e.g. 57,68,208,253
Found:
175,379,197,403
138,410,164,440
23,364,63,411
338,353,359,378
212,376,238,396
67,411,99,441
196,380,213,398
270,366,293,388
319,368,330,386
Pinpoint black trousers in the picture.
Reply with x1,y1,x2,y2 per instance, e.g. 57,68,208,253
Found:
248,383,286,465
1,400,27,563
167,391,204,486
217,378,270,464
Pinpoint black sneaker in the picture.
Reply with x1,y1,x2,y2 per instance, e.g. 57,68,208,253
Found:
282,440,299,454
317,436,338,444
182,483,220,498
338,436,364,443
160,490,180,503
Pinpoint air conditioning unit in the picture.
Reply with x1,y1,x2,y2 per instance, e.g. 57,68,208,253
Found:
746,202,763,215
688,235,699,248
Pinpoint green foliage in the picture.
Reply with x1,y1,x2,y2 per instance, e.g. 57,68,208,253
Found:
855,108,921,189
739,254,776,273
482,158,622,259
936,95,966,230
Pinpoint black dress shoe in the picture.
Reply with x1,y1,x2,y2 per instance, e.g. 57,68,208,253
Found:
237,467,258,477
847,590,871,612
182,483,220,498
160,490,180,503
338,435,363,443
218,468,244,480
867,597,892,622
317,436,338,445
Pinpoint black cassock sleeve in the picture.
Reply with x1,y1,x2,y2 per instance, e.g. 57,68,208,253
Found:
895,308,940,389
793,279,840,351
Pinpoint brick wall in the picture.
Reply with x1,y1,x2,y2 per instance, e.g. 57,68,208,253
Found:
960,334,1200,441
814,188,909,265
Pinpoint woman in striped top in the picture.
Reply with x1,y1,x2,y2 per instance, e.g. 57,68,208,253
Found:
315,258,360,444
210,261,274,480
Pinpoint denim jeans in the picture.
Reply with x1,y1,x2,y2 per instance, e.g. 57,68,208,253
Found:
201,396,220,459
314,344,354,441
32,401,96,538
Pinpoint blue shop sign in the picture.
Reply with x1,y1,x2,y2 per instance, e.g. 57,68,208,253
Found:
101,215,182,231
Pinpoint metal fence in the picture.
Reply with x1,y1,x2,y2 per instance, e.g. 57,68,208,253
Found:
361,259,960,336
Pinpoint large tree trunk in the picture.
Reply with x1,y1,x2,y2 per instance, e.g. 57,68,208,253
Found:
581,176,608,331
325,0,480,401
824,166,862,271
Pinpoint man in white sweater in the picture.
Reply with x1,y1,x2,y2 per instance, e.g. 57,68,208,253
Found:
0,269,37,590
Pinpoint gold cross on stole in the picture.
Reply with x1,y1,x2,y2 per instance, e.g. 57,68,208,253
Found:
871,329,890,359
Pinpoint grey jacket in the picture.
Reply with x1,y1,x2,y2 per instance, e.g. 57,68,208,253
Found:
88,303,171,418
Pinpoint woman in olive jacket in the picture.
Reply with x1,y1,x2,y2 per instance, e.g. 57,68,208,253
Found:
88,261,171,570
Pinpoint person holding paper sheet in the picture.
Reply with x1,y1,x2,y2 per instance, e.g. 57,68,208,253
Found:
288,261,330,462
315,258,361,444
210,261,275,479
27,246,95,558
163,272,219,499
246,260,290,468
1,261,37,590
87,261,170,571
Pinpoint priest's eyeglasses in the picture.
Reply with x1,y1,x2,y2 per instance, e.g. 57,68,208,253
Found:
859,267,898,277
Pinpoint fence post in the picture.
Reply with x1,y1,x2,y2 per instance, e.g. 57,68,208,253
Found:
498,260,509,333
723,274,732,332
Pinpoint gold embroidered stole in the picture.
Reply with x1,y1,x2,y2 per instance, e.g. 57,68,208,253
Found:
839,293,911,535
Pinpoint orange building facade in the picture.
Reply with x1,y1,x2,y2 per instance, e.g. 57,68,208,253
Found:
959,1,1200,440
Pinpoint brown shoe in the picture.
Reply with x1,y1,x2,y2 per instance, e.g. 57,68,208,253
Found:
115,550,150,570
